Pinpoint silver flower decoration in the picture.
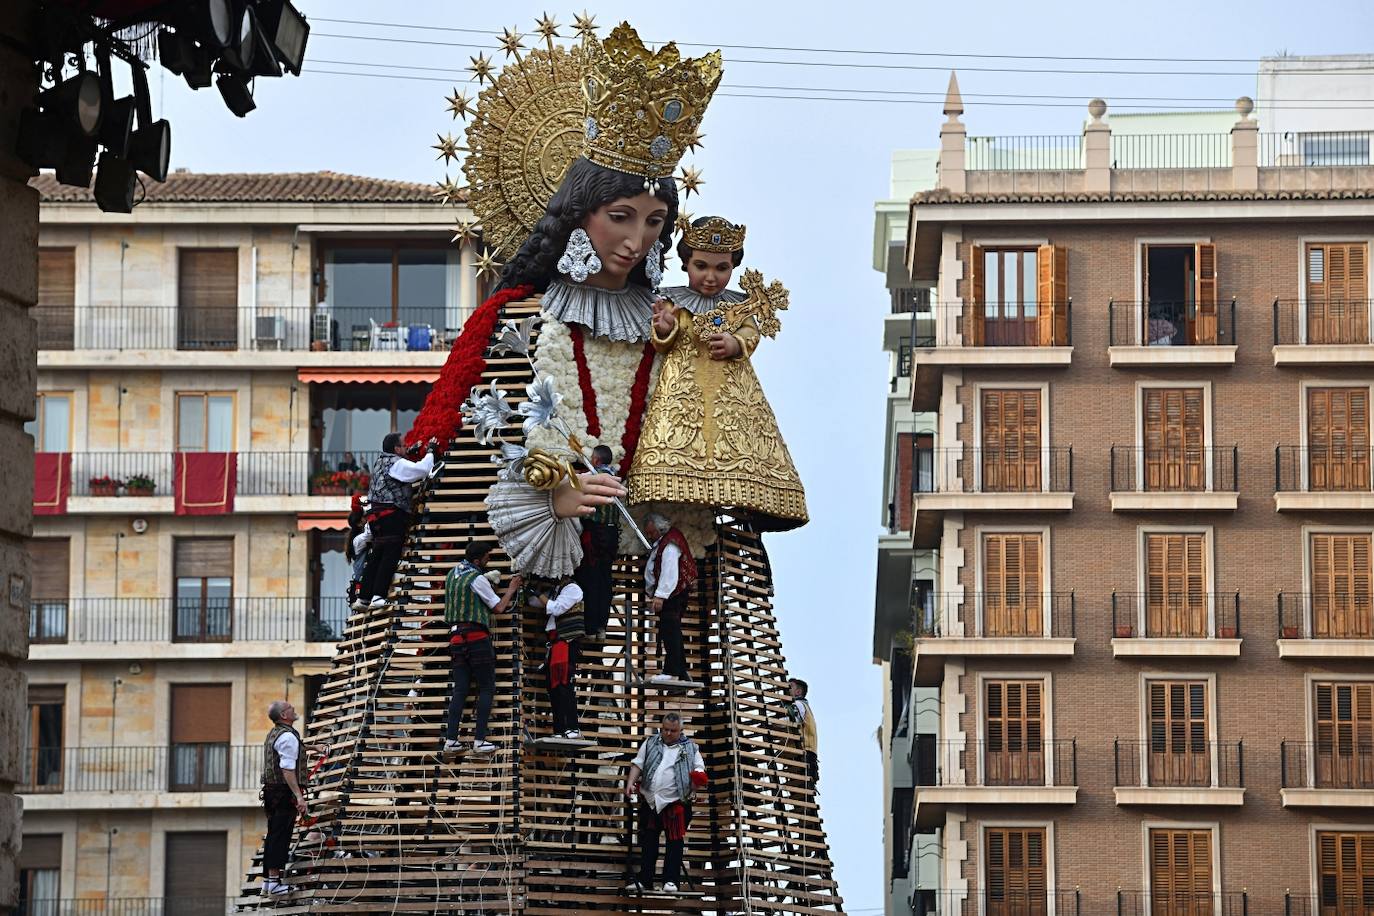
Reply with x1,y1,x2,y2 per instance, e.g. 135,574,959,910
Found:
491,315,538,358
462,379,514,445
517,374,563,437
492,441,529,481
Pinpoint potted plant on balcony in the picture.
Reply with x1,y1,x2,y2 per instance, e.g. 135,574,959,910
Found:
312,468,347,496
1280,624,1302,639
1217,623,1238,639
1114,622,1135,638
125,473,156,497
89,475,121,497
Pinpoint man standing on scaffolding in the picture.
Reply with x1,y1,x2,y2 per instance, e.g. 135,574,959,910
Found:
624,711,708,895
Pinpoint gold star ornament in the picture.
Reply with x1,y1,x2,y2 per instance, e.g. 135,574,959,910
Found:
474,249,503,280
686,127,706,153
446,88,473,121
533,12,560,42
467,52,494,84
432,133,461,165
498,26,525,58
677,165,704,197
433,175,464,205
572,10,597,41
674,211,695,234
451,219,480,246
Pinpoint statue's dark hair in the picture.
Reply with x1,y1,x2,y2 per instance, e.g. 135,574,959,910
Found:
496,157,679,293
675,215,744,269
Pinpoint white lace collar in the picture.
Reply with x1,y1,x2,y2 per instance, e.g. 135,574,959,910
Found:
541,280,656,342
658,285,747,315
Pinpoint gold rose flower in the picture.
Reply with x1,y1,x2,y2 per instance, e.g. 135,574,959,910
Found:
523,448,579,491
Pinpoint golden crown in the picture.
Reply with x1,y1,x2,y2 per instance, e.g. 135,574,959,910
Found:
681,216,746,253
581,24,723,182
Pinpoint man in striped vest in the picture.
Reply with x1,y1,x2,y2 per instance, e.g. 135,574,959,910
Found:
644,512,698,683
353,432,439,611
260,700,308,895
528,575,586,739
443,541,522,755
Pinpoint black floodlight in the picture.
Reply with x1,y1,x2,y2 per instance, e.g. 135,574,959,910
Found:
221,2,256,72
183,39,214,89
215,71,256,117
255,0,308,76
157,27,191,76
93,151,136,213
182,0,233,50
128,64,171,181
40,71,102,138
54,134,98,187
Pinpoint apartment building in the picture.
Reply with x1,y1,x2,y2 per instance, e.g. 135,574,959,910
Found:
895,73,1374,914
20,169,479,912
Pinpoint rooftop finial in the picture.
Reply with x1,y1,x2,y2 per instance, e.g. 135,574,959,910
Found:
1088,98,1107,123
943,71,963,122
1235,96,1254,120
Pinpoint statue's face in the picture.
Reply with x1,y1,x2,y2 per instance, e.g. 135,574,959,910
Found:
684,249,734,298
581,191,668,287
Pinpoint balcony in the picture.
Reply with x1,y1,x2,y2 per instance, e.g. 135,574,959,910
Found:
26,597,349,660
19,744,261,808
1110,592,1243,658
1108,299,1238,366
1285,893,1374,916
1116,892,1249,916
1276,593,1374,659
915,739,1078,826
1109,447,1239,512
39,450,377,514
912,592,1076,686
1274,447,1374,511
1280,741,1374,808
16,898,235,916
911,446,1075,549
908,302,1072,411
1112,739,1246,806
920,890,1082,915
1272,298,1374,365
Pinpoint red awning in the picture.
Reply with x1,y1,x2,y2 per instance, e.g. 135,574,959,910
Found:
298,514,349,531
297,369,438,385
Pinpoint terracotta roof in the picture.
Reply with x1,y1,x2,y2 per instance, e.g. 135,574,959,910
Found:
31,169,465,205
912,186,1374,205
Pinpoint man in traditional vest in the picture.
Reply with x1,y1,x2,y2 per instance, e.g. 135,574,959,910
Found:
528,574,586,739
787,677,820,787
643,512,698,684
444,541,522,755
261,699,308,895
574,444,620,642
624,711,708,895
353,432,439,611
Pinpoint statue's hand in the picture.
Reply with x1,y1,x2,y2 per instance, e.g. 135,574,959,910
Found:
707,332,742,360
552,472,626,519
652,299,679,338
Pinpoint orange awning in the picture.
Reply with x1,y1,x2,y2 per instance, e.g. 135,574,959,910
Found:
298,513,349,531
297,369,438,385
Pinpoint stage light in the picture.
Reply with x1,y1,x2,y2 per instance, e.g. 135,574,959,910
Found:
40,71,102,138
157,28,191,76
220,2,255,72
181,0,233,50
215,72,256,117
128,64,171,181
54,134,98,187
93,151,136,213
99,96,135,157
183,40,213,89
255,0,309,76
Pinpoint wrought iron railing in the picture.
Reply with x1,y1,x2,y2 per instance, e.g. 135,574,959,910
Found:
47,450,379,498
1277,592,1374,640
913,592,1075,640
1272,298,1373,346
1110,133,1232,169
1260,130,1374,167
913,446,1074,494
1113,738,1245,789
896,336,913,378
914,301,1072,348
1284,891,1374,915
965,135,1083,170
918,739,1077,788
26,596,351,644
1108,298,1236,347
1281,740,1374,791
1117,891,1248,916
16,898,236,916
1274,447,1372,493
1109,446,1238,494
915,890,1081,915
1111,592,1241,640
18,744,260,794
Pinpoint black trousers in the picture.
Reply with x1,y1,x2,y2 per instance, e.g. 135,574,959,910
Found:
575,521,619,635
261,785,296,872
637,800,692,886
548,639,580,733
659,591,687,679
359,510,410,602
446,635,496,741
806,750,819,786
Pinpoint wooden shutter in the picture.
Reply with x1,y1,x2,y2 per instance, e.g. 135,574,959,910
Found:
1143,388,1206,492
17,834,62,871
967,244,985,347
170,684,231,744
1036,244,1068,346
1145,533,1208,637
174,539,234,579
1317,832,1374,913
984,679,1044,786
1193,243,1218,345
983,533,1044,637
1314,682,1374,789
1307,388,1371,492
1307,242,1370,345
1147,680,1210,786
1310,533,1374,639
982,389,1042,493
178,249,238,350
37,248,75,350
28,538,70,600
1150,828,1214,915
985,827,1047,915
164,831,227,902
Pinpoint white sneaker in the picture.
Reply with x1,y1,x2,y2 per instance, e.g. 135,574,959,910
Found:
648,674,677,684
266,880,292,895
661,882,679,894
472,740,497,755
442,739,464,754
367,596,386,608
624,880,645,894
562,729,582,740
350,598,368,611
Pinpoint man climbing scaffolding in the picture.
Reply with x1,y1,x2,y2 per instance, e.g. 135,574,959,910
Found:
527,574,586,739
643,513,698,684
353,432,439,611
624,712,708,895
443,541,522,756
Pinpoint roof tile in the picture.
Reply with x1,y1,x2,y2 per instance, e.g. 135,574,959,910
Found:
31,169,465,205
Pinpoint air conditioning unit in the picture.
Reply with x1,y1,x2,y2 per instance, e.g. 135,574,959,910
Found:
255,315,285,349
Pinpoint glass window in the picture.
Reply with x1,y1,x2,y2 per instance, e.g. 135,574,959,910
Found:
328,248,392,312
1302,132,1372,166
177,393,234,451
23,394,71,452
24,687,64,792
316,383,426,455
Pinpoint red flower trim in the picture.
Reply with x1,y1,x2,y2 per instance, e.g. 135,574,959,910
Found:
617,343,657,480
568,324,601,438
406,284,534,449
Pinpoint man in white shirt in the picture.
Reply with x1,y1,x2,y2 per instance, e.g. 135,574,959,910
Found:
527,576,586,739
261,700,310,895
643,513,697,684
623,712,708,895
354,431,439,610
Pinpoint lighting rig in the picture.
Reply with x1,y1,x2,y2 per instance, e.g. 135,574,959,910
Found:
16,0,309,212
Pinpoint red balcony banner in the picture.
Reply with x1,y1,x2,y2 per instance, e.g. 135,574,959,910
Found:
33,452,71,515
174,452,237,515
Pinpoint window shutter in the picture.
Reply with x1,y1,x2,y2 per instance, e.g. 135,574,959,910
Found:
164,831,227,900
1146,533,1208,637
170,684,231,744
1308,243,1370,344
178,249,238,350
27,684,65,706
985,827,1047,911
29,538,70,600
967,245,985,347
17,834,62,870
1147,679,1209,784
1316,832,1374,910
37,248,75,350
1142,389,1205,492
981,390,1041,494
983,533,1043,637
1150,828,1213,903
1194,243,1218,344
1184,532,1207,636
1311,534,1374,638
1035,244,1069,346
1182,388,1205,490
175,539,234,579
1308,388,1371,492
984,679,1044,785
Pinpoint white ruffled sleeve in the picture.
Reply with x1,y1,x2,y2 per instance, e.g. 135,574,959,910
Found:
485,480,584,577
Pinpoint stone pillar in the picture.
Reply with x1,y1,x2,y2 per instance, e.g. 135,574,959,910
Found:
0,1,38,909
1083,98,1111,194
937,72,966,194
1231,96,1258,192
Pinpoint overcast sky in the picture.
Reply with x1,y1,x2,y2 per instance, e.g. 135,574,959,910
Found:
144,0,1374,907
